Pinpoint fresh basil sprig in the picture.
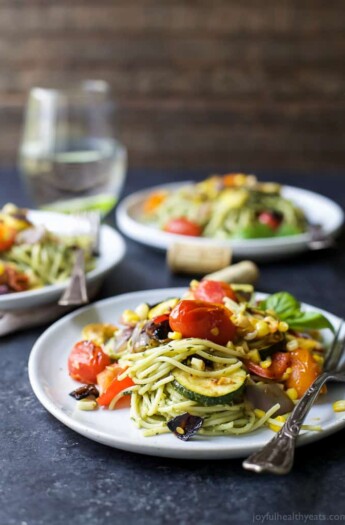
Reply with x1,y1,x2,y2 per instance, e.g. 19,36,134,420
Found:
259,292,334,333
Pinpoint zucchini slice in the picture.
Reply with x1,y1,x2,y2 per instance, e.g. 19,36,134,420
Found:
172,367,247,406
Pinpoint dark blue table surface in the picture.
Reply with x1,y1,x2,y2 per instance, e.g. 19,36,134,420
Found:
1,168,345,525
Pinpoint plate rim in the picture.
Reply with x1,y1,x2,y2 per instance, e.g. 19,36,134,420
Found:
116,182,344,254
0,211,126,309
28,287,345,459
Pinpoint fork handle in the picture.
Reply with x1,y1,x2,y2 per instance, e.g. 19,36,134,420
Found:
243,372,345,474
58,248,89,306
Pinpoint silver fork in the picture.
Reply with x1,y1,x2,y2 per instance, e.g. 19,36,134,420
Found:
308,225,336,251
243,320,345,475
58,211,101,306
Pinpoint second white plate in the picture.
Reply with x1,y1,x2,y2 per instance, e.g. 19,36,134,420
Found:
116,182,344,260
0,210,126,310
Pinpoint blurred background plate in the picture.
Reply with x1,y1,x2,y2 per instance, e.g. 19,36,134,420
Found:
0,210,126,310
116,182,344,260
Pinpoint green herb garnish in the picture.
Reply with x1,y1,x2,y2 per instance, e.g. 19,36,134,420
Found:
259,292,334,333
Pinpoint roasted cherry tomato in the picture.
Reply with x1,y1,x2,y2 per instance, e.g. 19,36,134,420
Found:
163,218,202,237
258,211,283,231
270,352,291,377
68,340,111,384
0,223,16,251
286,348,321,397
193,280,237,304
97,364,134,407
169,299,236,345
246,352,291,380
246,361,275,379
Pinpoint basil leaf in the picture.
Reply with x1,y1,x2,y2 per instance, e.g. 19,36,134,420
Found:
287,312,335,333
260,292,300,318
260,291,334,333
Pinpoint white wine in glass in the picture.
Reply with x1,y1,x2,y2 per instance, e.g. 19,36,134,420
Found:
19,81,127,215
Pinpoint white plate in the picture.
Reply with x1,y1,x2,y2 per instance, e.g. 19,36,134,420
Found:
0,210,126,310
116,183,344,260
28,288,345,459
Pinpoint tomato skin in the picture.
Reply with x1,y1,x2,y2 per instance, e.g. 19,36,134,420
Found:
0,223,16,251
163,218,202,237
68,341,111,384
97,365,134,407
258,211,282,231
270,352,291,377
169,299,236,345
246,352,291,379
286,348,321,398
193,280,237,304
246,361,275,379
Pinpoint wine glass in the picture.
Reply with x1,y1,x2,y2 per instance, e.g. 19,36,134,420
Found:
19,80,127,215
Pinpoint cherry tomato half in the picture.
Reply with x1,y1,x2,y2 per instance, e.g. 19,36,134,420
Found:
0,223,16,251
163,218,202,237
97,364,134,407
193,280,237,304
258,211,283,231
169,299,236,345
68,340,111,384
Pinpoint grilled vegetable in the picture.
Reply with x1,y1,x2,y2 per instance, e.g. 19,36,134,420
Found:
245,382,294,415
172,367,247,406
69,384,99,400
169,299,237,345
68,341,111,384
167,412,204,441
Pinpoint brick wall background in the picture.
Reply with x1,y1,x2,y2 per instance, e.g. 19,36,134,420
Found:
1,0,345,171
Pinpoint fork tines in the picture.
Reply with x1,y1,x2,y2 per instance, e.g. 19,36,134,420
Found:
325,320,345,372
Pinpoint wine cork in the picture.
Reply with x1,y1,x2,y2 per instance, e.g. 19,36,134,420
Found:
167,242,232,274
203,260,259,284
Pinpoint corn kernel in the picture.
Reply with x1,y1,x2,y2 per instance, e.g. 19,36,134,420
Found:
278,321,289,332
260,357,272,369
333,400,345,412
313,354,324,366
244,330,258,341
176,426,185,435
248,349,260,363
76,398,98,411
254,409,265,418
281,367,292,381
269,415,286,432
189,280,199,290
191,357,206,371
135,303,149,320
256,321,270,338
286,388,298,401
236,314,252,329
296,337,320,351
287,339,299,351
168,331,182,340
121,309,140,325
264,316,279,332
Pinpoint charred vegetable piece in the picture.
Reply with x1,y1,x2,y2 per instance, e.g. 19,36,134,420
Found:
253,333,287,360
167,412,204,441
146,315,171,341
69,384,99,400
245,382,294,416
